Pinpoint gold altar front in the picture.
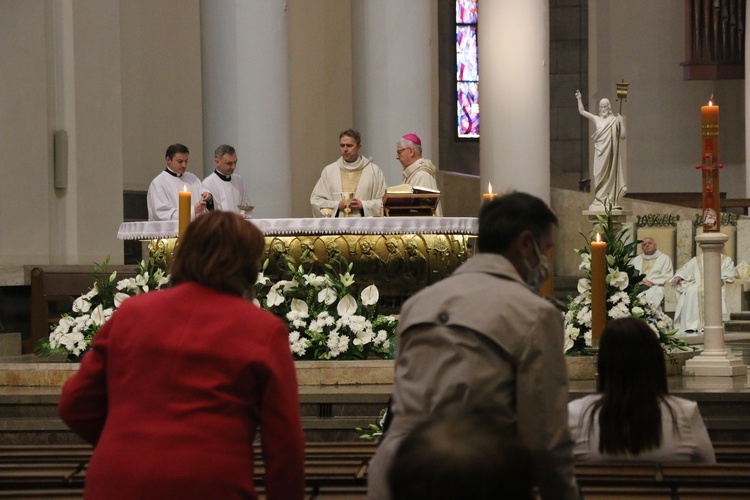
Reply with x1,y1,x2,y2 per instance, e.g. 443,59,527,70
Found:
120,217,478,307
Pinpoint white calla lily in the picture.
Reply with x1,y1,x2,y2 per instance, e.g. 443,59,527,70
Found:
360,285,379,306
337,294,358,317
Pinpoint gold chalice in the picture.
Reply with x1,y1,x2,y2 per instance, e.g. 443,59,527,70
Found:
320,208,334,218
342,192,355,217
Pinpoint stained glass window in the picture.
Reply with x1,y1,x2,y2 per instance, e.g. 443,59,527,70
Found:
456,0,478,138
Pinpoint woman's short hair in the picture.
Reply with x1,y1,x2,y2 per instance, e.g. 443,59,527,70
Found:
170,212,265,297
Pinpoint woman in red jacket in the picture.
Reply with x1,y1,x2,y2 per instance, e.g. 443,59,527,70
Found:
59,212,305,499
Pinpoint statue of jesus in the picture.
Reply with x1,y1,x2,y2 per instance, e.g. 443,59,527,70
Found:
576,90,627,209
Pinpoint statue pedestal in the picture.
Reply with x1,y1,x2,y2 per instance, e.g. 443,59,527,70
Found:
683,232,747,377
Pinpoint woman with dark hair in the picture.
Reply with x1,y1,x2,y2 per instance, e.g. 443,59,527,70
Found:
568,317,715,463
59,212,305,499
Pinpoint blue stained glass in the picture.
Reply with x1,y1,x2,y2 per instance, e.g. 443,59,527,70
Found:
457,82,479,139
456,0,478,24
456,26,478,81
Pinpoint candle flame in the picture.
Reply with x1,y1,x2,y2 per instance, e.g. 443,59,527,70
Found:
594,233,601,243
488,182,493,194
182,184,188,192
709,93,714,106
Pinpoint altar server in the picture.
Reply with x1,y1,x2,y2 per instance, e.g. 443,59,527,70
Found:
395,133,443,216
202,144,247,215
59,212,305,499
147,143,212,221
367,193,579,500
670,253,737,333
632,237,673,310
310,129,387,217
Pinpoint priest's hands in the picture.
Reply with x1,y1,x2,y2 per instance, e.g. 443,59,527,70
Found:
338,198,363,210
195,192,213,215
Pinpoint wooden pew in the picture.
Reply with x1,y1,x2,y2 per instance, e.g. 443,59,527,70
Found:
3,442,750,499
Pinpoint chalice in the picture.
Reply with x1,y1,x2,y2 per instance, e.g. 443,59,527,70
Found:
342,192,355,217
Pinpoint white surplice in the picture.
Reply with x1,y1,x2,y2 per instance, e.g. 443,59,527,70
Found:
632,250,673,309
147,170,205,221
673,254,737,332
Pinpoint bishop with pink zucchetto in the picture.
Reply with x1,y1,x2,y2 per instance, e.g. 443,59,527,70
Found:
395,133,443,216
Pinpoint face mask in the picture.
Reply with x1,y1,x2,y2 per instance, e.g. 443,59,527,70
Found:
524,238,550,290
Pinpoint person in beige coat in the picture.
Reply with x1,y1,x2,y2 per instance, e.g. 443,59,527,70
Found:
366,192,579,500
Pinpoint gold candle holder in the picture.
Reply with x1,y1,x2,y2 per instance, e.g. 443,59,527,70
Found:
615,79,629,114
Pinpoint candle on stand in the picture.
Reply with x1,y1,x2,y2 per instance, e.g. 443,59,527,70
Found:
701,98,719,162
178,186,191,239
482,182,497,203
700,97,720,232
590,233,607,347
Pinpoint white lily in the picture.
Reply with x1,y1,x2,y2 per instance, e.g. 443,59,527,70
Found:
318,287,337,305
114,292,130,308
360,285,379,306
72,296,92,313
290,298,309,317
337,294,358,317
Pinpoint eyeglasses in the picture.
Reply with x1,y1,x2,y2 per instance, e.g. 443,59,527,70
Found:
396,148,411,156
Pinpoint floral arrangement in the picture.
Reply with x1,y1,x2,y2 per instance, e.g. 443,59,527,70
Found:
35,256,169,362
254,256,398,360
563,201,690,356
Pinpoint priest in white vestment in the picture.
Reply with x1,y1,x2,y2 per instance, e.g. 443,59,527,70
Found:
202,144,246,215
396,133,443,216
147,143,211,221
310,129,387,218
631,237,673,310
670,253,737,333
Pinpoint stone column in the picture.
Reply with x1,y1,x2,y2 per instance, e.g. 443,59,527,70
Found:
478,0,550,202
351,0,434,186
201,0,292,218
683,232,746,376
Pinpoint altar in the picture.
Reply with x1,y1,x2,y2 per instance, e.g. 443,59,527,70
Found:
118,217,478,308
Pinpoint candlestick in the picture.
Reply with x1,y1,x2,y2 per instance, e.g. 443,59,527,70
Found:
482,182,497,203
590,233,607,347
178,186,191,239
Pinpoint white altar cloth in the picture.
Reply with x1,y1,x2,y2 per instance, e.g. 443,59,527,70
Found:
117,217,478,240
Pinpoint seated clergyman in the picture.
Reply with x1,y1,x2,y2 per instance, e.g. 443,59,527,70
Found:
631,237,673,311
310,129,387,218
669,253,737,334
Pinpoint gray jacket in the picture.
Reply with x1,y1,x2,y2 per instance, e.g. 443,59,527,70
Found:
367,253,579,500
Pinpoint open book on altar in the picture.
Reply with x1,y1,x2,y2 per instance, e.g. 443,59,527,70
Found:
382,184,441,217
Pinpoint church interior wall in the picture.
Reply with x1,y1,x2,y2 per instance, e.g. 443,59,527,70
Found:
588,0,746,198
2,0,748,267
0,1,52,265
287,0,354,217
120,0,203,192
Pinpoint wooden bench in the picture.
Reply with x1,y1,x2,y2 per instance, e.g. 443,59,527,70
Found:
3,442,750,499
27,266,138,354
